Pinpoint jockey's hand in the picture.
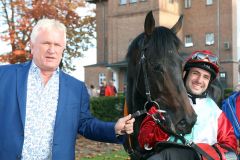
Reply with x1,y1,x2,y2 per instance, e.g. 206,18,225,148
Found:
115,114,135,135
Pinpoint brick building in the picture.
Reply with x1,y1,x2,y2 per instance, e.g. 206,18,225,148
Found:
85,0,240,93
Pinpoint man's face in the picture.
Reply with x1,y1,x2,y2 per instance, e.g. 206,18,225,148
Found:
31,28,65,72
185,67,211,95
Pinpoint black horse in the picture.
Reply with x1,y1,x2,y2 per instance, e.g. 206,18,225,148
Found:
124,11,198,159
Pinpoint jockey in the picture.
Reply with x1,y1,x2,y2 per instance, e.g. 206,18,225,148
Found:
138,50,237,160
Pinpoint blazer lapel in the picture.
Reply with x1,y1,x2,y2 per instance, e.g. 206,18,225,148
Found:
17,61,31,127
54,71,68,127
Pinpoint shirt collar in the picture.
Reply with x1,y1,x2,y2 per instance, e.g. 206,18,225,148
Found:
30,61,60,75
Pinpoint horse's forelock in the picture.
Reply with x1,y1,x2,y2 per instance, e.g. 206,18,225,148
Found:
153,27,181,56
126,27,182,68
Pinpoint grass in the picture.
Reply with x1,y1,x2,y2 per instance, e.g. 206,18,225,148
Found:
80,148,130,160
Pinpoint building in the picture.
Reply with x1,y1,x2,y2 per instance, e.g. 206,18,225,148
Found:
85,0,240,92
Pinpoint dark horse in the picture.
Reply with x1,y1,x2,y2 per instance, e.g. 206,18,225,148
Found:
124,11,198,159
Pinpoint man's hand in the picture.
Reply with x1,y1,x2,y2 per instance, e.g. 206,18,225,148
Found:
115,114,135,135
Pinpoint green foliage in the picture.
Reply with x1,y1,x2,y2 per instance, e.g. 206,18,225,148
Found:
90,96,125,121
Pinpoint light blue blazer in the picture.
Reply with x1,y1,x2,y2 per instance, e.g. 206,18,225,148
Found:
0,61,120,160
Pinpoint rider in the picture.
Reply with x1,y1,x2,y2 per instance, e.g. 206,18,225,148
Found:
138,50,237,159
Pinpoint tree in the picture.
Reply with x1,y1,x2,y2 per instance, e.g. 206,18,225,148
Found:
0,0,96,71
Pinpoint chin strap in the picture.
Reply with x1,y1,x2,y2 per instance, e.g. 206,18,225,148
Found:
188,92,207,104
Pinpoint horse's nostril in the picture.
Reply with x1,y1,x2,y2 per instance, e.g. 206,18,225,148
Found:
179,119,187,127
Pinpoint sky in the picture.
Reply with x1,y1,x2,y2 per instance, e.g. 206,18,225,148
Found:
70,47,96,81
70,3,97,81
0,2,97,82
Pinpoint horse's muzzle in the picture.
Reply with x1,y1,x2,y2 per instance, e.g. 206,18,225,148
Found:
176,115,197,134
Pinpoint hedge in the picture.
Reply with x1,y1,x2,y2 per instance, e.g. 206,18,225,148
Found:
90,96,125,121
89,88,233,122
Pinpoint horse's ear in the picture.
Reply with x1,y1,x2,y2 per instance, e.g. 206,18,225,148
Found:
171,14,183,34
144,11,155,36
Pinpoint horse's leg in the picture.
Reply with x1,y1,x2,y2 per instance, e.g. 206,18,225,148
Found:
147,148,201,160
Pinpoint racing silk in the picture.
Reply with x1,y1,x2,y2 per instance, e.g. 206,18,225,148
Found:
222,91,240,139
182,97,221,144
138,96,237,153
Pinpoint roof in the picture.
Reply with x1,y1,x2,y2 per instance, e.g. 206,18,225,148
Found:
85,0,108,3
105,60,127,68
84,60,127,69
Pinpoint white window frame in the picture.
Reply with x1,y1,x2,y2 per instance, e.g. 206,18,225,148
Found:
185,35,193,47
184,0,191,8
130,0,137,3
206,0,213,5
205,33,214,45
99,73,106,86
119,0,127,5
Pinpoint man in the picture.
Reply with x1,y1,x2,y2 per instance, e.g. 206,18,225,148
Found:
105,80,117,96
138,50,237,159
222,86,240,159
0,19,135,160
99,80,106,96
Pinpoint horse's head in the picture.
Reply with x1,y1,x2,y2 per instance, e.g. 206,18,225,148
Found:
126,11,197,135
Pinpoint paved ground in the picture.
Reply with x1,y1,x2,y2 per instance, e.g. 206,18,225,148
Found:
75,135,124,159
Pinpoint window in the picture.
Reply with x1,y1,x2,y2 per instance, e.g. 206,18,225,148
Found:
99,73,106,86
119,0,127,5
205,33,214,45
206,0,213,5
184,0,191,8
185,35,193,47
130,0,137,3
169,0,174,3
220,72,226,79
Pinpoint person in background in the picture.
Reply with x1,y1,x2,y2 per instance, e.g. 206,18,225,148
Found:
89,84,98,97
99,80,106,96
0,18,135,160
222,84,240,160
138,50,237,160
105,80,117,96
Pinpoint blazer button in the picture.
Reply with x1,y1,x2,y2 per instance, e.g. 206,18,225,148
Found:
16,155,22,160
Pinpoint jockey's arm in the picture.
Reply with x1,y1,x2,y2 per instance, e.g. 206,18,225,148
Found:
217,112,237,152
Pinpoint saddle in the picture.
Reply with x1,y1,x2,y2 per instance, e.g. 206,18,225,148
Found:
152,141,223,160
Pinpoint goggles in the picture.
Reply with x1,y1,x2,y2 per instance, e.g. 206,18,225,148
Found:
190,52,219,66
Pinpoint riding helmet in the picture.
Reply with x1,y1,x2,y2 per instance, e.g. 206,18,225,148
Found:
183,50,220,80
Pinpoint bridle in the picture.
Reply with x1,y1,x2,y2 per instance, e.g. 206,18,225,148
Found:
135,37,166,110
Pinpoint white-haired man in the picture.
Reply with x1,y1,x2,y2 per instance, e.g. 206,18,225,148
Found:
0,19,135,160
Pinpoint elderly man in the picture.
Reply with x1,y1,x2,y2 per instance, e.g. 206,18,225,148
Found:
0,19,134,160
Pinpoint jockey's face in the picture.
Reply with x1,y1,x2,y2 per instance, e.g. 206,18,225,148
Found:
185,67,211,95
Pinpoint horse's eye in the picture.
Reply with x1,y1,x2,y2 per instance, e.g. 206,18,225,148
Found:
152,63,163,73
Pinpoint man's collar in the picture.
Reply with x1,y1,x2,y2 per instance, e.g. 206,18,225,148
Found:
30,60,60,74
